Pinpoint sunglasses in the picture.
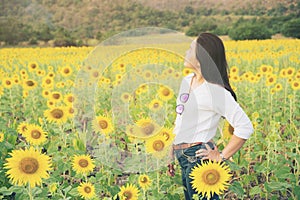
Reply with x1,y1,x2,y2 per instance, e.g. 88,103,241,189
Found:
175,93,190,115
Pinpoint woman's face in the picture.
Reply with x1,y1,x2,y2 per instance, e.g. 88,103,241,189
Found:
184,39,200,70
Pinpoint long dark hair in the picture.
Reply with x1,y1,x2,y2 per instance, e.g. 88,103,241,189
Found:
196,32,237,101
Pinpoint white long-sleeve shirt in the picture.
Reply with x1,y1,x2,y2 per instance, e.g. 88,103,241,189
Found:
173,73,253,144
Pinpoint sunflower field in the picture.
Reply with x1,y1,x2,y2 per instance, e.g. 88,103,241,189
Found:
0,38,299,200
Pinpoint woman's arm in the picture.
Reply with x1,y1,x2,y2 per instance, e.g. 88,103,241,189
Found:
196,135,246,161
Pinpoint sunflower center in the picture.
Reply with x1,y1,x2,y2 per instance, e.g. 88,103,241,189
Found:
52,94,60,99
26,80,35,87
20,157,39,174
141,123,155,135
31,130,41,139
152,140,164,152
140,177,148,183
203,169,220,185
92,71,99,78
69,108,75,114
22,126,27,132
64,68,70,74
162,132,170,140
294,82,299,87
153,103,159,108
68,96,74,102
98,120,108,129
78,159,89,168
84,186,91,193
162,88,170,96
6,80,11,85
123,191,132,199
50,109,63,119
46,79,52,84
123,94,129,99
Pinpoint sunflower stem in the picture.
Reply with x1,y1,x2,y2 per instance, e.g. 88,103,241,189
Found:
27,184,34,200
156,159,160,193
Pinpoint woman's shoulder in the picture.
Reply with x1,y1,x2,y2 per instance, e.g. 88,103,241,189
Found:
205,81,232,97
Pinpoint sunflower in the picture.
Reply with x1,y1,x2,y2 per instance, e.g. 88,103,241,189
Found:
42,77,54,88
60,66,73,77
24,124,47,145
134,118,160,138
78,182,96,199
23,79,37,90
286,67,295,77
92,115,114,135
48,182,58,194
158,127,175,143
145,135,169,158
47,100,56,107
42,90,51,98
265,75,277,86
72,155,95,174
118,183,139,200
23,91,29,99
251,112,260,119
66,106,77,117
173,71,181,79
148,99,163,111
44,106,69,124
0,132,4,142
189,160,231,199
4,147,52,188
36,69,45,76
121,92,132,103
64,93,75,105
291,80,300,90
89,69,101,81
17,122,30,135
137,84,149,94
274,83,282,91
182,68,193,76
158,85,174,101
143,70,153,80
3,77,13,89
50,91,62,102
138,174,152,190
229,66,239,75
259,64,269,74
279,69,287,78
28,62,39,71
221,121,233,139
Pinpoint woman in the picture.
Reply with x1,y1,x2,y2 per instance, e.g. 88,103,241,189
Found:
168,33,253,200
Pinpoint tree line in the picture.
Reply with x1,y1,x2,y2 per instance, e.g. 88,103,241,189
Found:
0,2,300,46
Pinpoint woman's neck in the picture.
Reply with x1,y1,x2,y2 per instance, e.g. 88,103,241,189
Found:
193,71,204,83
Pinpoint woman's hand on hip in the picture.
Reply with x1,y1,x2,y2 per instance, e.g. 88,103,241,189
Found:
195,143,222,162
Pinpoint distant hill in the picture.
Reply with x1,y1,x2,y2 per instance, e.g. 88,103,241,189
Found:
0,0,299,46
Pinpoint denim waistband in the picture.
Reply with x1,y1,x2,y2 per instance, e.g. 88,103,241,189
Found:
174,142,215,163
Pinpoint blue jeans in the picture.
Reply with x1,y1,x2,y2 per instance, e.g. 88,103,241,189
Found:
174,142,220,200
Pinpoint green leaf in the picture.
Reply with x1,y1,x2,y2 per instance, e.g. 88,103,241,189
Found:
68,187,79,196
273,166,291,179
63,185,72,194
0,186,13,196
293,185,300,199
32,187,43,196
264,181,291,192
249,185,261,196
229,181,244,198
